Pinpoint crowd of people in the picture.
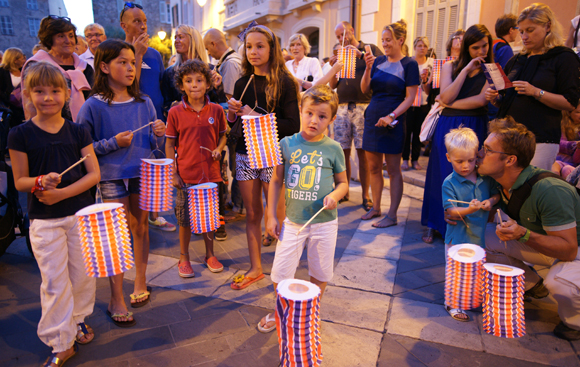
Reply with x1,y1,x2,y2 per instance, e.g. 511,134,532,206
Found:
2,2,580,366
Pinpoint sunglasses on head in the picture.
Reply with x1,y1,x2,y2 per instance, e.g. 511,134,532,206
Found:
47,15,71,22
120,2,143,20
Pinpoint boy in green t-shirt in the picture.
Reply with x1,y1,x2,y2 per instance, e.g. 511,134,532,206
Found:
257,85,349,333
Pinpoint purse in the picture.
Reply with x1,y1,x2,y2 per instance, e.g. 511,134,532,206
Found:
419,102,444,142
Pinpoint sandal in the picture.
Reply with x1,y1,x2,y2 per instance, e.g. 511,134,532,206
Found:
362,198,373,211
445,305,470,322
401,161,410,171
262,234,277,247
42,343,77,367
412,161,423,170
130,286,151,308
230,273,265,290
75,322,94,345
372,215,397,228
361,209,381,220
106,310,136,328
338,196,349,204
422,228,435,244
257,313,276,333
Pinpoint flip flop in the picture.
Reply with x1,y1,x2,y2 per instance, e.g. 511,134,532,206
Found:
257,313,276,333
230,273,265,290
75,322,94,345
362,209,381,220
106,310,136,328
445,305,470,322
362,198,373,211
422,228,435,244
42,343,78,367
130,286,151,308
372,215,397,228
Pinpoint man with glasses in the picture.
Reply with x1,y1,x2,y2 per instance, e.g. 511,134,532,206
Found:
476,117,580,341
80,23,107,68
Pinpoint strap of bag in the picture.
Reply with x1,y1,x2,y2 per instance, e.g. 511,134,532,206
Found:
575,17,580,49
504,172,564,221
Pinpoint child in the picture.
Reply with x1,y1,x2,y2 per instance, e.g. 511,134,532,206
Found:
8,62,101,365
257,85,348,333
553,105,580,178
442,126,500,322
165,59,227,277
227,24,300,290
77,40,166,326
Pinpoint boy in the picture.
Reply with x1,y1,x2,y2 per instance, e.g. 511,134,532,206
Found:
257,85,349,333
493,14,518,68
442,127,500,321
166,59,227,278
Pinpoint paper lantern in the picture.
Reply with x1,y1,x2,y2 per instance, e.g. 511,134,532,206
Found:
482,263,526,338
76,203,134,277
276,279,323,367
242,113,283,169
444,244,486,310
187,183,220,234
431,56,457,89
338,48,356,79
139,158,174,212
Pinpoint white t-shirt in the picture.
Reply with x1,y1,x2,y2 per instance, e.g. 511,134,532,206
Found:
286,56,323,90
79,49,95,69
417,57,434,106
10,73,21,88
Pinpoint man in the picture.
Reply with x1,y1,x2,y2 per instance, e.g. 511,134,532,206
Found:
75,36,88,57
203,28,242,101
478,117,580,341
329,21,382,210
493,14,518,69
120,2,175,231
79,23,107,68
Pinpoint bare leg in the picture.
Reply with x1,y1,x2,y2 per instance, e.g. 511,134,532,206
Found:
342,148,351,200
239,178,264,279
362,150,383,220
374,153,403,227
179,225,192,263
203,231,215,259
356,148,370,202
128,193,150,304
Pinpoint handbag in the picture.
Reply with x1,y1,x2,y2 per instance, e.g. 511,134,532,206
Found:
419,102,444,143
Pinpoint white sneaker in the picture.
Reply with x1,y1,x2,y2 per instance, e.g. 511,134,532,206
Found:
148,216,176,232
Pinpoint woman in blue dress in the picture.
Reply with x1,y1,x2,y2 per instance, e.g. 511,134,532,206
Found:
361,20,420,228
421,24,492,243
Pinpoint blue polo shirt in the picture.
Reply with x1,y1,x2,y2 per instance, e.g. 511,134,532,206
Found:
442,172,499,246
140,47,165,122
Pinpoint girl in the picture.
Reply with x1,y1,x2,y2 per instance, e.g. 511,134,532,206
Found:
77,40,166,327
8,62,100,366
421,25,492,248
227,24,300,290
553,105,580,178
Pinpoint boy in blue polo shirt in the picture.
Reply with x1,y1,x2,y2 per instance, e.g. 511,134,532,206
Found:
442,127,500,321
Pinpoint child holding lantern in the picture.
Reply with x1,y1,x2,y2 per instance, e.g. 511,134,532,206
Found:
8,62,101,365
165,59,228,277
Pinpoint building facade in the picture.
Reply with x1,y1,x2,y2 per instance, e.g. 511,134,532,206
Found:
0,0,67,57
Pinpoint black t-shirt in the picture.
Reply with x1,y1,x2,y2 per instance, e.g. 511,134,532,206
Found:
335,41,384,104
7,119,95,219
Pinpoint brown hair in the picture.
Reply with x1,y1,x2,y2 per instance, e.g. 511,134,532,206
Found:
489,116,536,168
561,109,580,141
37,16,77,50
174,59,212,95
495,14,517,38
23,61,68,92
301,85,339,118
446,29,465,56
452,24,493,80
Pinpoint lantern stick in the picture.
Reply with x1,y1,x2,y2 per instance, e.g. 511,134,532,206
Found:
297,205,327,235
59,154,90,178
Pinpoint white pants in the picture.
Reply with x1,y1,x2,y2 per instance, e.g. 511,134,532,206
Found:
270,218,338,284
485,222,580,330
30,216,96,352
531,143,559,170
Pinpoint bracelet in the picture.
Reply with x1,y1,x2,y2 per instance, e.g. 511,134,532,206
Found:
518,228,531,243
31,175,45,193
227,114,237,122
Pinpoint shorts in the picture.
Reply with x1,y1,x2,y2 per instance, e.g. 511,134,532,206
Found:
235,153,274,183
333,103,368,150
99,178,140,200
270,217,338,284
174,183,195,228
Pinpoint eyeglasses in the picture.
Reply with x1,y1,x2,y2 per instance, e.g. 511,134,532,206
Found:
120,2,143,20
47,15,71,22
482,145,510,156
85,33,104,39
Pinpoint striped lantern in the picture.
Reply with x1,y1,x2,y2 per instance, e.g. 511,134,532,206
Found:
139,158,174,212
276,279,323,367
431,56,457,89
482,263,526,338
338,48,356,79
76,203,134,277
242,113,283,169
444,244,486,310
187,182,220,234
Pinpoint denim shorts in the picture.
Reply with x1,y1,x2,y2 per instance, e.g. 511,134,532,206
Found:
99,178,141,200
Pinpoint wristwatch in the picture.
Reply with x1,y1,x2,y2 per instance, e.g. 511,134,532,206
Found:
536,90,545,100
388,112,397,120
518,228,531,243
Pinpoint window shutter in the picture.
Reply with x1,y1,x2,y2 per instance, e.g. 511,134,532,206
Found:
415,12,424,38
418,0,424,7
436,8,446,58
159,2,167,24
448,5,458,38
426,10,434,45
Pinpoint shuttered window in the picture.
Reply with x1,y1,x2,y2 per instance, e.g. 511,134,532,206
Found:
415,0,460,58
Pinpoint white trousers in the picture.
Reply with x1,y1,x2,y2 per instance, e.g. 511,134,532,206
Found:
30,216,96,352
530,143,559,171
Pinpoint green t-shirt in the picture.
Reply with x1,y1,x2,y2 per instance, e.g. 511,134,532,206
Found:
280,133,346,224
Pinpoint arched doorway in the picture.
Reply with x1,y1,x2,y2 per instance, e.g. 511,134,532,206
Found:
298,26,320,59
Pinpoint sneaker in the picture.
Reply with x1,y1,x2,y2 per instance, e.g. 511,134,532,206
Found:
149,216,176,232
524,278,550,299
215,225,227,241
554,322,580,341
178,260,195,278
204,256,224,273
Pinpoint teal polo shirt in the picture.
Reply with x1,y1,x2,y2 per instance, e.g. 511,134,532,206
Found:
500,166,580,245
442,171,499,246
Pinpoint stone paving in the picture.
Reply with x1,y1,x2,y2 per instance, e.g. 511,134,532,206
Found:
1,159,580,366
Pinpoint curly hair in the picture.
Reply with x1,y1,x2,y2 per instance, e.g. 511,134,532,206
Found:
37,16,77,50
173,59,212,95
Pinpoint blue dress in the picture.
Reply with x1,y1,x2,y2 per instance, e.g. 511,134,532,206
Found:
421,71,488,236
363,56,420,154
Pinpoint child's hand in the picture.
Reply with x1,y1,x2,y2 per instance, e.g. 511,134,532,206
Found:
42,172,61,190
212,148,221,160
469,199,482,210
152,119,166,137
331,60,344,74
323,195,337,210
266,216,280,240
211,70,222,88
34,189,64,206
115,131,133,148
240,105,260,116
480,199,492,211
227,98,242,115
172,172,185,189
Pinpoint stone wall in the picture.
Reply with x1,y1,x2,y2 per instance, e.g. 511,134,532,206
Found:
0,0,50,57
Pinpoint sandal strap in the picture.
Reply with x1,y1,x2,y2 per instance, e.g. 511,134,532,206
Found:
130,291,151,301
110,311,133,318
77,322,89,336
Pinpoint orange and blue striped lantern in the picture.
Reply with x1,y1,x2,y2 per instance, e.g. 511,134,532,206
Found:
187,183,220,234
139,158,174,212
431,56,457,89
242,113,283,169
276,279,323,367
338,48,356,79
444,244,486,310
482,263,526,338
76,203,134,278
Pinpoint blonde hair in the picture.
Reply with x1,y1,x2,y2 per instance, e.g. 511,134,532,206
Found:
1,47,25,72
23,61,68,92
561,108,580,141
301,85,339,118
413,36,430,49
383,19,408,44
288,33,311,55
84,23,105,35
174,25,208,66
444,126,479,154
518,3,564,54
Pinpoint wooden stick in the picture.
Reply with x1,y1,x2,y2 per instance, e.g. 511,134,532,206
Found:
447,199,472,205
239,74,254,101
59,154,90,178
200,146,212,153
297,206,327,235
448,200,469,228
341,27,346,48
496,209,507,248
132,121,155,134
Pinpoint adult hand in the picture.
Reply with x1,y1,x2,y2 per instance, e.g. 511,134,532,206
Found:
375,115,394,128
496,218,527,242
266,217,280,240
211,70,222,88
465,56,486,73
345,44,362,58
172,172,185,189
329,54,338,66
34,189,65,206
132,33,149,58
227,98,242,115
152,119,166,137
323,195,337,210
485,87,499,102
512,81,539,97
364,52,375,69
420,68,430,84
42,172,61,190
115,131,133,148
444,210,459,225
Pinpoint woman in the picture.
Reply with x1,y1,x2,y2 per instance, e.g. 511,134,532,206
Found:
21,15,93,122
421,25,492,245
360,20,420,228
286,33,323,91
447,30,465,59
486,3,580,170
402,37,433,171
0,48,26,127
